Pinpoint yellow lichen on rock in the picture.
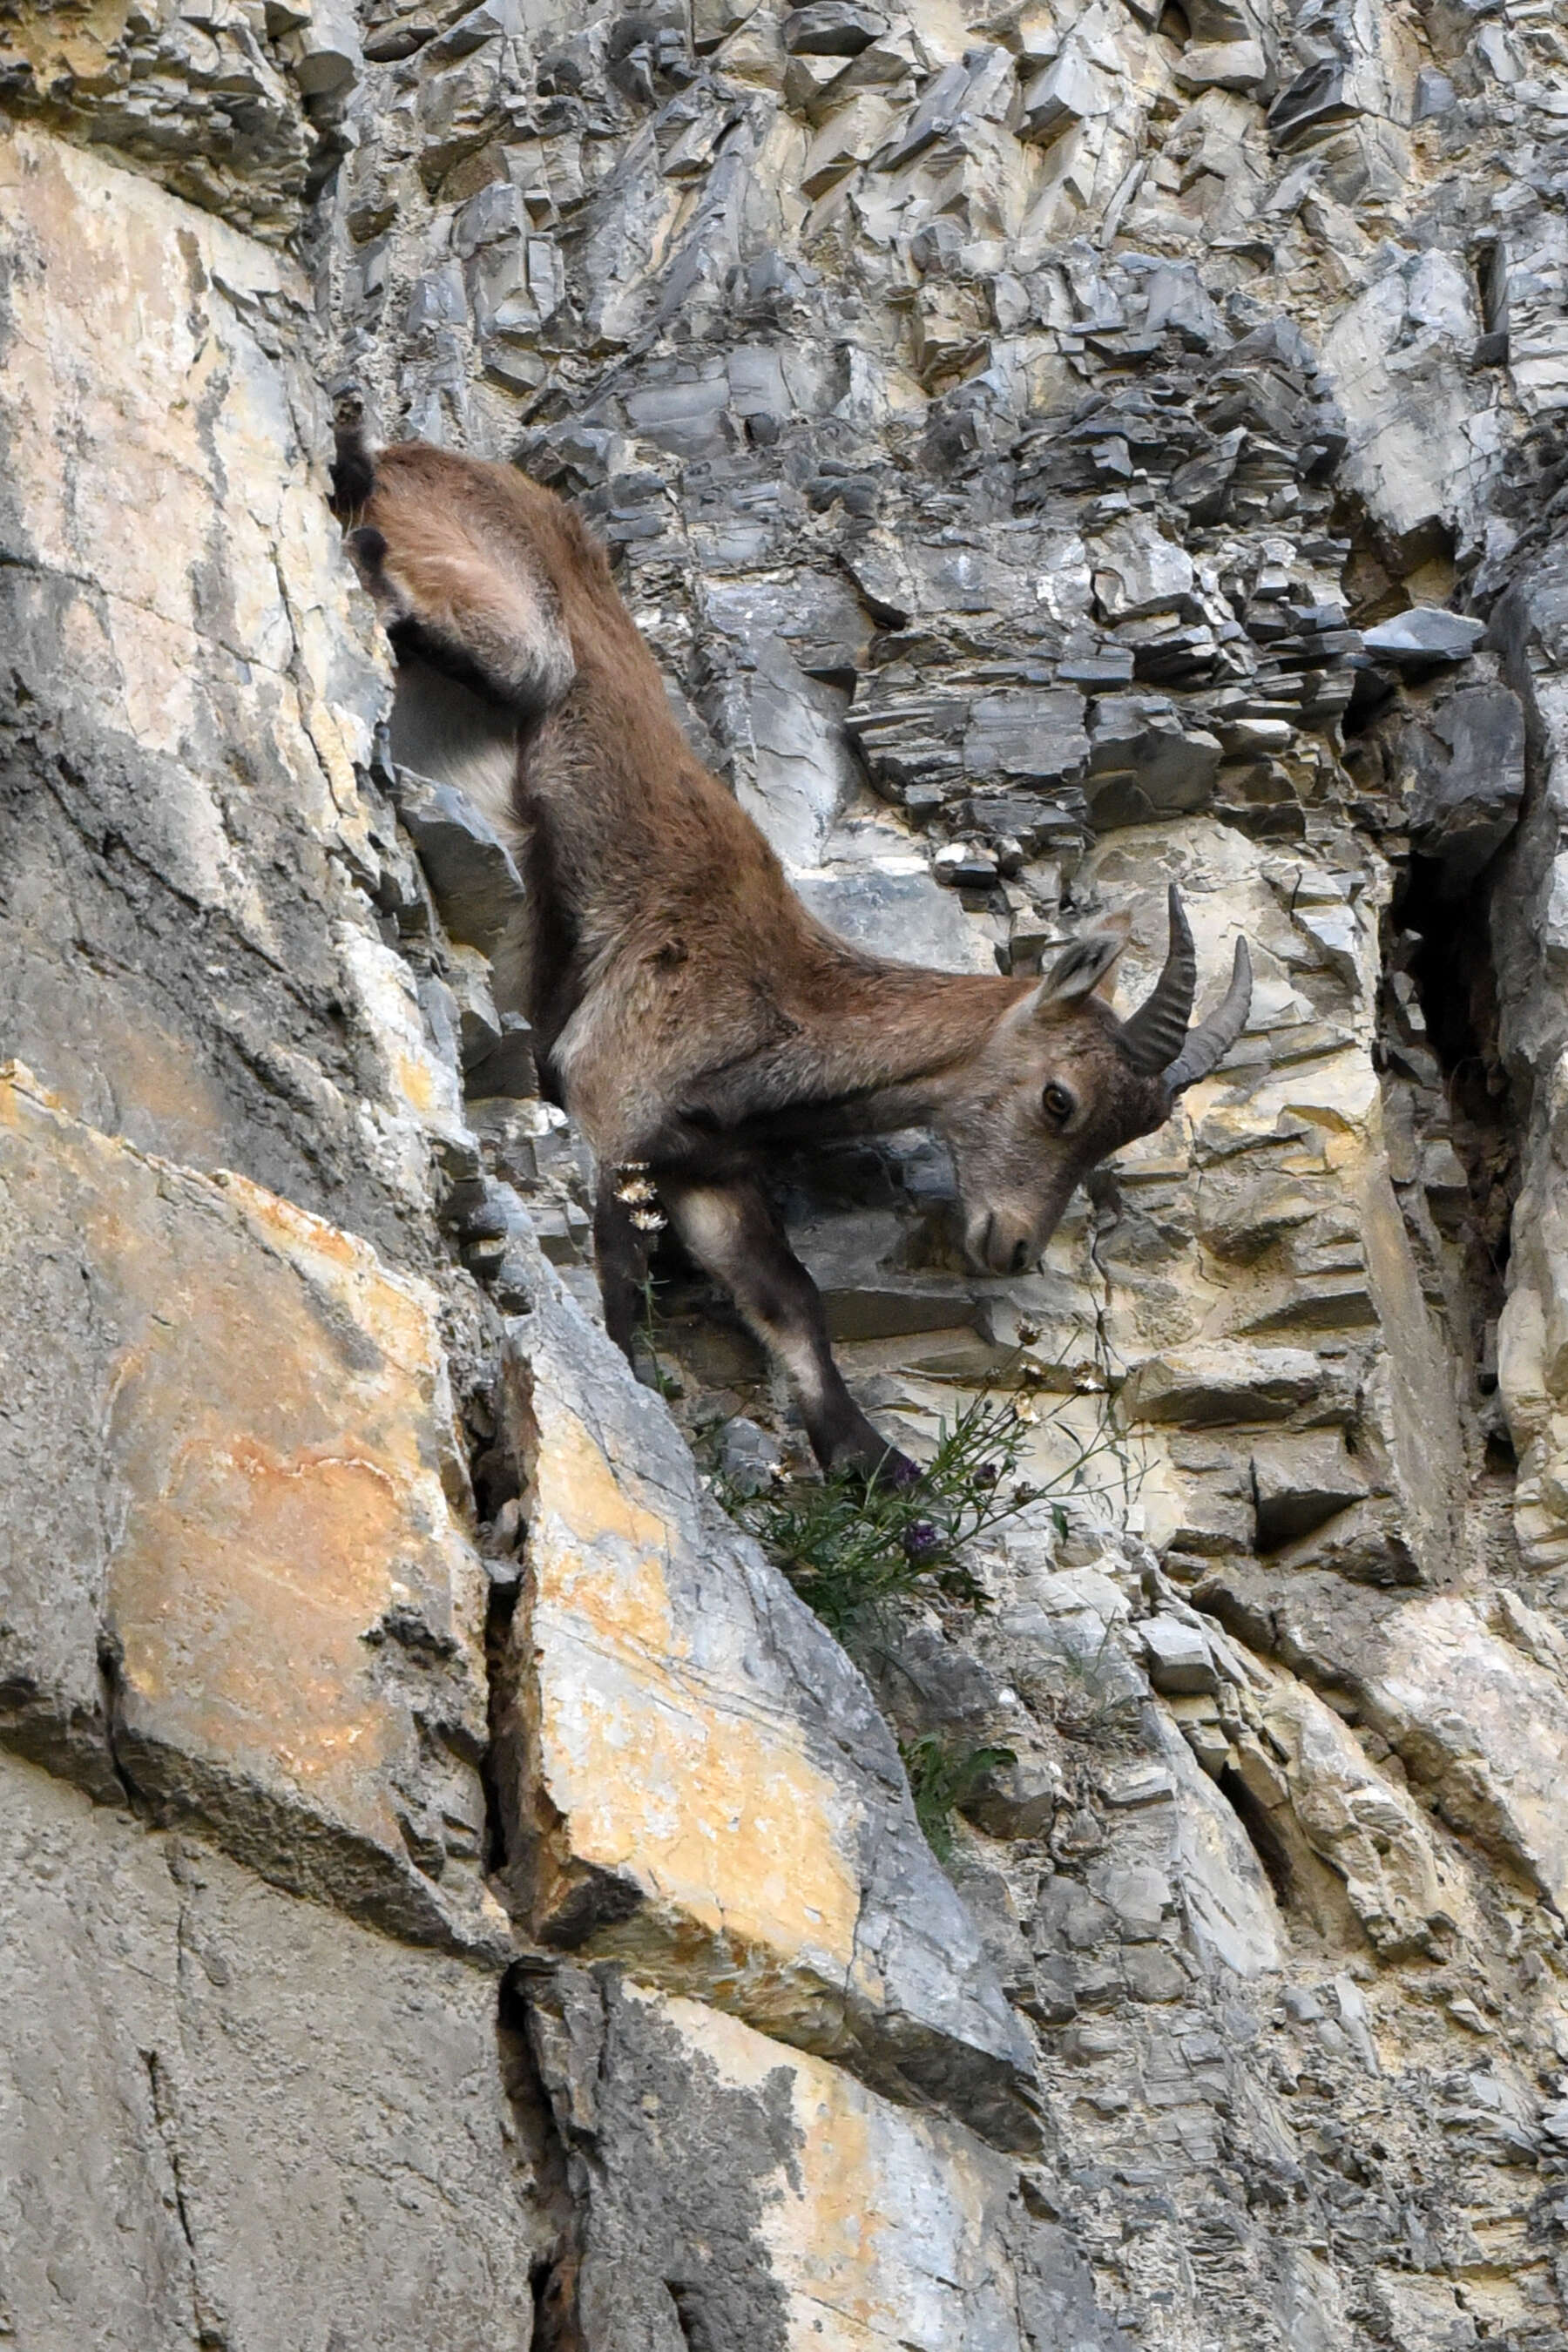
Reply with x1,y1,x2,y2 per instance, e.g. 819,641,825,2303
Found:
0,1061,497,1950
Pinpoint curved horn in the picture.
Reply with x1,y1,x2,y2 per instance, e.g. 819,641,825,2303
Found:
1163,938,1253,1094
1119,884,1198,1074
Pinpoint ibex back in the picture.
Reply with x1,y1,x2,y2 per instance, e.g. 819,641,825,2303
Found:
332,425,1252,1475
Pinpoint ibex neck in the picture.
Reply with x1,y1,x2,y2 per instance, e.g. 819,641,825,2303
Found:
785,949,1031,1132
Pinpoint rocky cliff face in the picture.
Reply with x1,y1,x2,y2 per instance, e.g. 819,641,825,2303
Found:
3,1,1568,2345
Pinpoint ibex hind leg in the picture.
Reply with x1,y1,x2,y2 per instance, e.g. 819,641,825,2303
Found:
659,1173,916,1482
347,524,572,719
331,421,574,720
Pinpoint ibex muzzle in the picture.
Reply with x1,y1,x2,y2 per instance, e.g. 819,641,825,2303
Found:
943,888,1252,1277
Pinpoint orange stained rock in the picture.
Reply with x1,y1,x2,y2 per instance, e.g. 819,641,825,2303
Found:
531,1410,678,1657
112,1436,405,1825
525,1399,862,1975
1,1064,483,1859
616,1987,1010,2352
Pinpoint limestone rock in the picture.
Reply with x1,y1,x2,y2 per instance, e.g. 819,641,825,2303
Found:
521,1965,1126,2351
0,1755,537,2350
491,1260,1041,2149
1397,682,1526,889
0,126,443,1254
0,0,310,239
1138,1615,1220,1695
1251,1669,1470,1959
1149,1715,1283,1980
388,766,529,958
1363,610,1489,670
0,1064,497,1954
1251,1435,1371,1546
1122,1344,1329,1428
1360,1595,1568,1913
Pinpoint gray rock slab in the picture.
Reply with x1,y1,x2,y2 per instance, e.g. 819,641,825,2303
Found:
1088,517,1198,623
1085,695,1221,827
520,1963,1126,2352
1400,683,1525,886
1362,609,1487,667
0,1755,538,2352
0,129,437,1262
463,1010,539,1098
388,766,528,958
797,863,1000,972
713,1415,786,1495
791,1206,980,1341
963,688,1090,787
1252,1435,1372,1546
1123,1344,1331,1427
0,1064,497,1955
1149,1716,1283,1979
783,0,889,52
1267,56,1356,146
490,1256,1042,2149
707,647,859,868
1139,1614,1220,1694
1359,1594,1568,1909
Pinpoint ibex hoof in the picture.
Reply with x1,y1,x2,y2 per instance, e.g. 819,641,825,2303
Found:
832,1437,920,1490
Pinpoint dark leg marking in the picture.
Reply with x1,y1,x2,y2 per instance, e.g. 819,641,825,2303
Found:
658,1173,912,1478
330,419,377,513
385,612,539,713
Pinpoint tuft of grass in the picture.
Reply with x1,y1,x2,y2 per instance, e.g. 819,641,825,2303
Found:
900,1734,1017,1862
713,1380,1110,1639
1045,1616,1142,1742
635,1272,682,1400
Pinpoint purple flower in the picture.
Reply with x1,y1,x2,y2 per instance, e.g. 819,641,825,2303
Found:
902,1520,941,1562
974,1461,999,1487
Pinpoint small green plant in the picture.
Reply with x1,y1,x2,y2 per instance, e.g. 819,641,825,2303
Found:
635,1272,681,1401
713,1379,1112,1639
713,1387,1031,1635
900,1734,1017,1862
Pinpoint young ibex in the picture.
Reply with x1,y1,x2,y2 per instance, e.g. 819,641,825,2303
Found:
331,425,1252,1475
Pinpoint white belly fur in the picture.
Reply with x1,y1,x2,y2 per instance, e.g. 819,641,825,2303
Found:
388,659,522,848
388,658,532,1010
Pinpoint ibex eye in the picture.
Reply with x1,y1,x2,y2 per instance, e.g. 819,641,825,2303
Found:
1043,1081,1074,1123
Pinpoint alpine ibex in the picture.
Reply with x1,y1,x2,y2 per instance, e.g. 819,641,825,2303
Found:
331,425,1252,1476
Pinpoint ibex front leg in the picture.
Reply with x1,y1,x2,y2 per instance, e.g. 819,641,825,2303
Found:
593,1166,655,1362
659,1173,913,1480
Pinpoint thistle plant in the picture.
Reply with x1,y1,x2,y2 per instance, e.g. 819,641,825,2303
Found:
713,1372,1112,1639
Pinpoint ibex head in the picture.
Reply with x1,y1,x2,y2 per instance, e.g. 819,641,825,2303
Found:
943,886,1252,1276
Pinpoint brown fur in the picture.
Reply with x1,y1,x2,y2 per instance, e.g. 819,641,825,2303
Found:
334,431,1191,1472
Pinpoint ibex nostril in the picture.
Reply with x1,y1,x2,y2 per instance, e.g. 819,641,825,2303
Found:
1010,1239,1030,1275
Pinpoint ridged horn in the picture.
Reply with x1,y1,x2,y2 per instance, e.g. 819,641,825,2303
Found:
1163,937,1254,1095
1119,885,1198,1074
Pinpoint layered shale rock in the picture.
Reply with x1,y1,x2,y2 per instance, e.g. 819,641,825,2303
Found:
4,0,1568,2346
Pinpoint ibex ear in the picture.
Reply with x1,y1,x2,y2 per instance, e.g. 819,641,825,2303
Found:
1033,911,1132,1015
